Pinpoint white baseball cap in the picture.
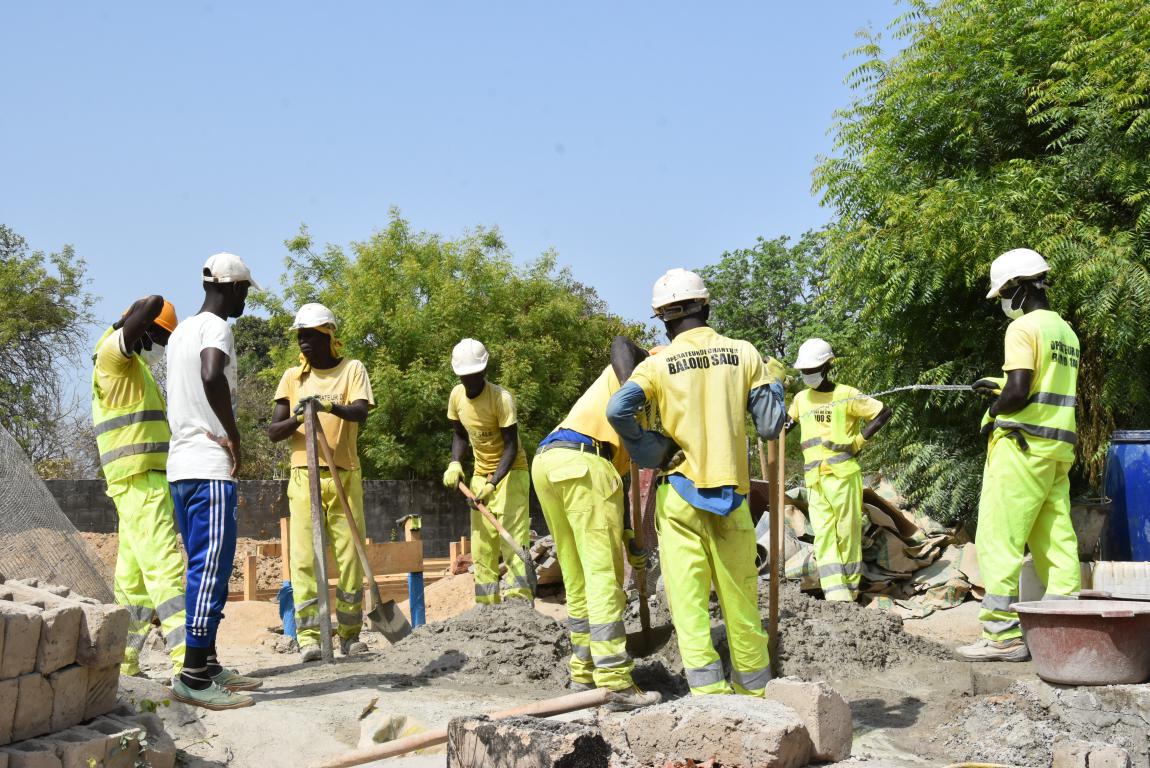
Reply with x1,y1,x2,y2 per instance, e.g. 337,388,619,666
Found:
203,252,261,291
291,303,338,330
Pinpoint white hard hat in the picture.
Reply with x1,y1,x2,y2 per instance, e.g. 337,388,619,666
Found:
793,338,835,370
651,268,710,312
451,338,489,376
290,303,337,330
203,252,261,291
986,248,1050,299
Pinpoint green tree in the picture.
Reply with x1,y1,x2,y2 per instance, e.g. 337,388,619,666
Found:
253,212,648,479
813,0,1150,523
698,230,831,363
233,315,289,479
0,225,95,469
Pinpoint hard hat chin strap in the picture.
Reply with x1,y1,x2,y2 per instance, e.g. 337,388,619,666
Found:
655,300,706,322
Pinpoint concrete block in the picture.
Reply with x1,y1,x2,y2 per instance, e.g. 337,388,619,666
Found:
85,717,142,768
447,716,611,768
0,739,61,768
12,674,53,743
35,607,81,676
104,714,176,768
764,677,853,762
50,727,106,768
47,666,88,733
0,585,127,670
82,666,119,722
600,695,812,768
0,678,16,745
1052,739,1132,768
0,603,43,680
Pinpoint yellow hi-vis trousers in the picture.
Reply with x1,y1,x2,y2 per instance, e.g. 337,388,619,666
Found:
288,467,366,646
470,469,532,604
808,472,864,602
107,469,186,677
976,435,1080,641
657,483,771,696
532,448,633,691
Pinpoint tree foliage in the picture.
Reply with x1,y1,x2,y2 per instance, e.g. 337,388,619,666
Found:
813,0,1150,522
249,212,648,479
0,225,95,470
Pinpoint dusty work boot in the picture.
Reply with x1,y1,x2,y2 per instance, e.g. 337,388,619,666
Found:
171,679,255,710
604,685,661,712
568,680,596,692
339,636,369,656
299,644,323,663
955,637,1030,662
212,667,263,691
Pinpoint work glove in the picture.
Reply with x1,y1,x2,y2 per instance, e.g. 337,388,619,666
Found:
442,461,466,490
971,376,1005,399
475,480,498,504
294,395,333,419
622,529,648,571
765,356,787,386
657,438,685,472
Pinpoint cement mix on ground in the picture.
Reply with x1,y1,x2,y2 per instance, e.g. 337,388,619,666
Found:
374,601,573,687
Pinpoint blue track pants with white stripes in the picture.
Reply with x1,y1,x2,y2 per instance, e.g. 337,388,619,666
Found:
171,479,237,649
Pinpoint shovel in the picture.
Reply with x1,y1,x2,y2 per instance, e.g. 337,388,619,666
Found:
307,408,413,643
457,481,538,600
624,468,673,658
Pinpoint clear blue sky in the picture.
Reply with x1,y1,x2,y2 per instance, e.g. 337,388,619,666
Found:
2,2,905,394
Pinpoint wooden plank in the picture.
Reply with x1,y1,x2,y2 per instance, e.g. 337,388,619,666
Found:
243,554,258,601
227,571,447,604
324,540,424,577
258,543,282,559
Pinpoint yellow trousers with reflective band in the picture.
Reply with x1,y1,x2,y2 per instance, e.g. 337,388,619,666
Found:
107,469,186,677
976,435,1080,641
657,484,771,696
808,472,864,602
470,469,532,603
532,449,632,690
288,467,366,646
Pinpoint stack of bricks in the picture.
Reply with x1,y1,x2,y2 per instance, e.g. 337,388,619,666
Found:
0,574,176,768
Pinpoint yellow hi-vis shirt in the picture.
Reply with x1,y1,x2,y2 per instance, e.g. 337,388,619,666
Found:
788,384,883,483
447,382,529,476
274,358,375,470
628,326,768,495
556,366,634,476
997,309,1080,463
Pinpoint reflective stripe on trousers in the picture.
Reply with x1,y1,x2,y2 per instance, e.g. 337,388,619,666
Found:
470,469,533,604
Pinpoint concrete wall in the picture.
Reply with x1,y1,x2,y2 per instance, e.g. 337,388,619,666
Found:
46,479,548,557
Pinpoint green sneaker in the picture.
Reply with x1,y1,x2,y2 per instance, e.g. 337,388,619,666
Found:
212,667,263,691
171,679,254,710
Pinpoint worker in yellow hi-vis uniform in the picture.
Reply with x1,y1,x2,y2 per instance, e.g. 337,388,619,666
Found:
608,269,787,697
533,337,661,711
91,295,186,679
958,248,1081,662
443,339,532,604
787,338,891,602
268,303,375,663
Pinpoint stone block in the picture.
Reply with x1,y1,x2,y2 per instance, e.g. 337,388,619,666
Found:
35,607,81,676
1052,739,1132,768
0,748,6,768
47,666,88,733
12,674,53,743
600,695,813,768
447,716,611,768
0,678,16,745
0,739,61,768
50,727,106,768
104,714,176,768
764,677,853,761
82,666,119,722
0,604,43,680
0,585,127,670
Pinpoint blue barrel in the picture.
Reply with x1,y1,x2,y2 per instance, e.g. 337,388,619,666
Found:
1104,430,1150,561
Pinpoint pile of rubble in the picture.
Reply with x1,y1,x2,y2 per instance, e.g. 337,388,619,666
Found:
0,575,175,767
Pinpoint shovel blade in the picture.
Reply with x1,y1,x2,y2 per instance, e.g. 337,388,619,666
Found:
625,622,674,658
367,599,412,643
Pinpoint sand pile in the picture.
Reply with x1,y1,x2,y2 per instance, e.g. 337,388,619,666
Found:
377,601,571,687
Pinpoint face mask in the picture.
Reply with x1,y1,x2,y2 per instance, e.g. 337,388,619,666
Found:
140,344,164,368
801,371,824,388
1001,284,1025,320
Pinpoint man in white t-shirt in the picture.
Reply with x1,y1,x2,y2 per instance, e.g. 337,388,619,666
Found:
166,252,263,710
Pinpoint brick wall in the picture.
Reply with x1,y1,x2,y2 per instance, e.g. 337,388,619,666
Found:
46,479,549,557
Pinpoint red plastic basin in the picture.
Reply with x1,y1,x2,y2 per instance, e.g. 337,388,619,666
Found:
1013,599,1150,685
